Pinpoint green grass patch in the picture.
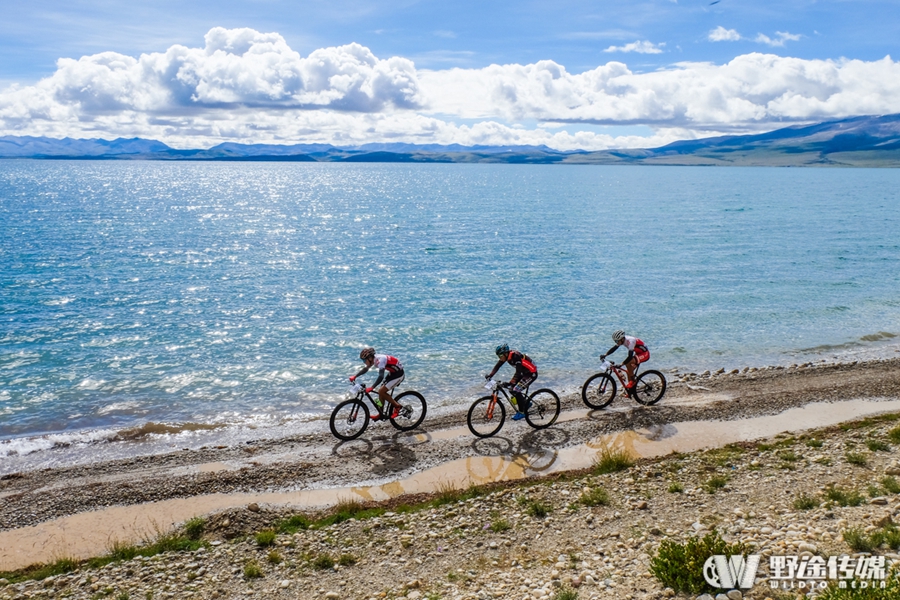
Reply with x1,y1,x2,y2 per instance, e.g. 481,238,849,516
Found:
243,560,263,579
338,553,357,566
882,476,900,494
592,448,635,474
667,481,684,493
267,550,282,564
552,587,579,600
843,527,879,553
526,500,552,518
867,439,891,452
777,450,801,462
756,437,795,452
826,485,866,507
889,426,900,445
316,499,384,527
183,517,205,541
255,529,276,547
0,556,80,585
578,487,610,507
650,530,752,594
276,514,312,534
845,452,869,466
313,553,335,570
490,519,511,532
805,438,824,448
793,493,819,511
702,475,728,494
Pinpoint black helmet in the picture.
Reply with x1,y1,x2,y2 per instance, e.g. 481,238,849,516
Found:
359,347,375,360
495,343,509,357
612,330,626,343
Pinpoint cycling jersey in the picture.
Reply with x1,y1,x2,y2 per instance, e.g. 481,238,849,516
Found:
605,336,649,364
488,350,537,383
353,354,404,388
373,354,403,373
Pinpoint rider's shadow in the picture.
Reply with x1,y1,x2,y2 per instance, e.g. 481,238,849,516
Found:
330,431,423,477
584,404,679,442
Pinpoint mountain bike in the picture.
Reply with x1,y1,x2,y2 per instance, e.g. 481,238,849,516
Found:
467,379,560,438
581,360,666,409
329,383,427,441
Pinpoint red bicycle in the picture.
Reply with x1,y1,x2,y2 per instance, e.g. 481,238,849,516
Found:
581,359,666,409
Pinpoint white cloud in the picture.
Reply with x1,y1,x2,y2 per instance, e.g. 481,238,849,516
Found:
709,26,741,42
603,41,665,54
0,27,422,120
3,28,900,151
755,31,802,47
419,53,900,129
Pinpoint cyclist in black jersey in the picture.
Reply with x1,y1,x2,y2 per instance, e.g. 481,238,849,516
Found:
485,343,538,420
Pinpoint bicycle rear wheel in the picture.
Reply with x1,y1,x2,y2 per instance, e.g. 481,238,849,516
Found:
467,396,505,438
632,370,667,405
390,390,427,431
329,399,370,441
524,389,560,429
581,373,617,409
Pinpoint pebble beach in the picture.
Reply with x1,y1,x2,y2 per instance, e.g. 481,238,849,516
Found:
2,357,900,600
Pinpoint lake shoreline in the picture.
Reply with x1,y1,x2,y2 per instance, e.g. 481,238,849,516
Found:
2,357,899,533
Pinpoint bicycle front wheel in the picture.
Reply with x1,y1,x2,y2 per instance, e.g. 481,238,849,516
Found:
524,389,560,429
390,390,427,431
467,396,505,438
632,370,667,405
581,373,617,409
329,399,370,441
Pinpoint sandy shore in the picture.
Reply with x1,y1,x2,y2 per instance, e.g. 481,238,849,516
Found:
1,358,900,576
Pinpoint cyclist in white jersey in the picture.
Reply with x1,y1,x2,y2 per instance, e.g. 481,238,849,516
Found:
350,347,404,419
601,330,650,392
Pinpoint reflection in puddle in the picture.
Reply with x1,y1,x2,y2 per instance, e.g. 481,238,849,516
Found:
3,398,900,571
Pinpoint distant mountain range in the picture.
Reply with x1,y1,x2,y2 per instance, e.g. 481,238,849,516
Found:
3,114,900,166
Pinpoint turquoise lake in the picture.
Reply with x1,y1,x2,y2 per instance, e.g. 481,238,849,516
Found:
1,161,899,463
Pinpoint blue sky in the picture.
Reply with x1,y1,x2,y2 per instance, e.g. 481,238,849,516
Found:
1,0,899,149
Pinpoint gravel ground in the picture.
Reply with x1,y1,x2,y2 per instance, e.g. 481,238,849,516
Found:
2,358,900,532
4,380,900,599
2,358,900,600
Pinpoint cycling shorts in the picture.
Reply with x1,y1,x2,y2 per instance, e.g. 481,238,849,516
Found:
382,369,405,390
511,372,537,395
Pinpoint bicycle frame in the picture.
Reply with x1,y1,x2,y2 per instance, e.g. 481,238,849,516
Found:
483,379,528,417
349,382,398,419
599,360,639,393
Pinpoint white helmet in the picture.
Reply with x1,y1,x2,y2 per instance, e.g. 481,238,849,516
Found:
612,330,626,343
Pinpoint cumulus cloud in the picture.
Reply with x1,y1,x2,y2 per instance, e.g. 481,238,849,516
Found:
0,27,422,121
603,41,665,54
709,26,741,42
419,53,900,129
3,27,900,151
755,31,802,47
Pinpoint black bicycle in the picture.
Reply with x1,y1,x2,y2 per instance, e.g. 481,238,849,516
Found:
581,359,667,409
467,379,560,438
329,383,427,441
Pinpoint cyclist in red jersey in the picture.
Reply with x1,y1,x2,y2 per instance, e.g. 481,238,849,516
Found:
601,330,650,392
485,343,538,421
350,347,404,419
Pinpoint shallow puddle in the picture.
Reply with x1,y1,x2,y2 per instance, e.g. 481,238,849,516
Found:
3,398,899,571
